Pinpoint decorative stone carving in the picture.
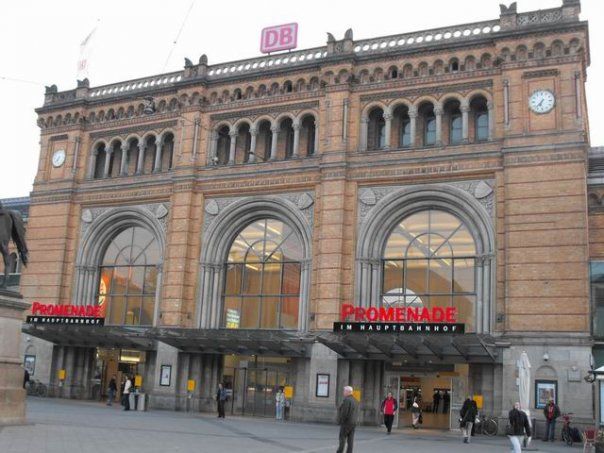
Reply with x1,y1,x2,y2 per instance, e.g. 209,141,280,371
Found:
359,188,377,206
474,181,493,199
297,193,314,210
81,209,93,223
155,204,169,219
357,180,495,227
205,199,219,215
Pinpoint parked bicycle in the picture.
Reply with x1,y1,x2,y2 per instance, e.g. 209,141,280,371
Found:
474,413,499,436
560,412,582,446
26,379,48,397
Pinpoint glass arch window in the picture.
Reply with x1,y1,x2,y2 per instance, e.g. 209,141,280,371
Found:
97,226,160,326
382,209,477,331
223,219,302,329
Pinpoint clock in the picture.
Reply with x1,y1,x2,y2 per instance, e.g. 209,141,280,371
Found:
52,149,66,168
528,89,555,114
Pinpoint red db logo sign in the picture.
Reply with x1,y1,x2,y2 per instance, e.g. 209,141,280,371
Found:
260,23,298,53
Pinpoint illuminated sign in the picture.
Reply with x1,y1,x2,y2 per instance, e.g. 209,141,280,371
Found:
26,302,104,325
260,23,298,53
225,308,240,329
334,303,465,334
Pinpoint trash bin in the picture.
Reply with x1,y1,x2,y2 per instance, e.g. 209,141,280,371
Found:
137,393,146,411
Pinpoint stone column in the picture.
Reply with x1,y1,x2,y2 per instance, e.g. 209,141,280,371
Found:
119,143,129,176
461,103,470,143
270,125,279,160
153,139,163,173
408,107,417,147
487,101,495,141
102,146,113,178
359,117,369,151
434,106,443,146
228,130,237,164
314,120,319,154
136,141,145,174
0,290,30,424
292,121,301,157
248,127,257,163
383,112,392,149
209,131,218,164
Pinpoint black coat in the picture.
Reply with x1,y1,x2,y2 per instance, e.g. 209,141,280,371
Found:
338,395,359,427
509,408,531,437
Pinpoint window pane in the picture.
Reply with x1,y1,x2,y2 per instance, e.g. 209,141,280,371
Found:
425,118,436,145
108,295,126,325
242,263,262,295
281,297,299,329
281,233,303,261
401,211,429,237
430,211,461,238
453,259,475,293
401,120,411,147
141,296,154,325
125,297,142,325
225,264,242,295
228,238,249,262
262,262,282,295
384,230,410,259
453,295,475,331
405,259,428,295
429,260,452,294
144,266,158,294
450,115,462,144
430,295,451,310
476,113,488,141
281,263,300,294
449,226,476,256
260,297,279,328
128,267,145,294
224,297,241,329
406,238,429,258
240,297,260,328
112,267,129,294
383,261,404,294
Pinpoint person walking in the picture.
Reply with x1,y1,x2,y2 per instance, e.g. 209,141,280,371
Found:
542,398,560,442
337,386,359,453
122,375,132,411
23,369,30,389
411,396,421,429
107,375,117,406
380,391,398,434
216,383,227,418
508,402,531,453
275,387,285,420
432,390,441,413
460,399,478,443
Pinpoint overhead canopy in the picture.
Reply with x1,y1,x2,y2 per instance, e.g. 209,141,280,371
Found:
316,332,503,363
147,328,315,357
22,323,155,350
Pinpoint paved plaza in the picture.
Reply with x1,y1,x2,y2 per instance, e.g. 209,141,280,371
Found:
0,398,583,453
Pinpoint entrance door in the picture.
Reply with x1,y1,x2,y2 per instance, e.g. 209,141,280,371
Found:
233,367,290,417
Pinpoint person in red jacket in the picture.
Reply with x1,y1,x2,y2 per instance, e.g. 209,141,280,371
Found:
380,392,399,434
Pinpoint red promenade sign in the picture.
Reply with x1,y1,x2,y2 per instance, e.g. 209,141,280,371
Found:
260,23,298,53
334,304,465,334
27,302,104,325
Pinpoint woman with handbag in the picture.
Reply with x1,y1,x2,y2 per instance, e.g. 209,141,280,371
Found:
411,397,421,429
508,402,531,453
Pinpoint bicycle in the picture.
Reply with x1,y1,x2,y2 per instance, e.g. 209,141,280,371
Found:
560,412,580,446
474,413,499,436
26,379,48,397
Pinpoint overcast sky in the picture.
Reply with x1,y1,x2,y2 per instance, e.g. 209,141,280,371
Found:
1,0,602,199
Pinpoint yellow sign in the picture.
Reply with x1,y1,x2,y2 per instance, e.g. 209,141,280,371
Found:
353,390,361,402
187,379,196,392
58,369,66,380
284,386,293,399
473,394,483,409
134,375,143,387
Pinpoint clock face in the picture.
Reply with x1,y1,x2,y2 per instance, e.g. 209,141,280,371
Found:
529,90,555,114
52,149,66,168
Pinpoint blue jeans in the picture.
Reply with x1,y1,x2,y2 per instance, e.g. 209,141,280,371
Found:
276,404,284,420
545,419,556,441
107,389,115,405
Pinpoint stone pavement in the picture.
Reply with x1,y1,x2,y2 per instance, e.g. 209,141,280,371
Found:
0,398,583,453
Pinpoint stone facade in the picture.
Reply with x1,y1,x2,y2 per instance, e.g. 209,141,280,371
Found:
15,0,598,431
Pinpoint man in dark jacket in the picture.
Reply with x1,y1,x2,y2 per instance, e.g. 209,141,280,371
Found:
337,386,359,453
542,399,560,442
508,402,531,453
216,383,227,418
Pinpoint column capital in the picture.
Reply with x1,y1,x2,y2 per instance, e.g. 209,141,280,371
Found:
460,104,470,113
360,116,369,124
293,122,301,131
434,106,443,115
408,105,418,116
105,146,114,154
228,130,238,138
211,131,219,140
250,127,258,136
120,143,129,152
138,142,146,151
383,112,393,120
487,101,494,110
270,125,279,133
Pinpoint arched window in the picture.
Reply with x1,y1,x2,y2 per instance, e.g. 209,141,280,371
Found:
470,96,489,142
444,99,462,145
216,126,230,165
223,219,302,329
393,105,411,148
418,103,436,146
367,107,385,150
301,115,316,156
97,226,160,326
382,209,477,331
